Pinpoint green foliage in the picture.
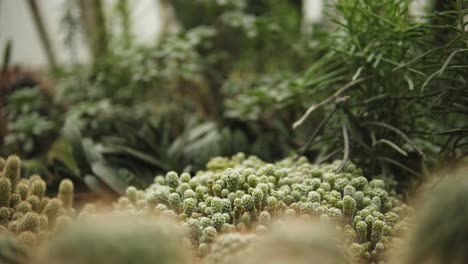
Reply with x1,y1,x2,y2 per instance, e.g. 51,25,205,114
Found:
2,89,60,156
287,0,468,188
49,0,312,195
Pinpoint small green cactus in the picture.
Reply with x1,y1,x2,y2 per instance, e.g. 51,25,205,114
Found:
18,212,40,233
370,220,384,245
2,156,21,192
30,179,47,200
166,171,179,189
0,157,6,171
17,182,29,201
43,198,62,229
0,178,12,207
58,179,74,210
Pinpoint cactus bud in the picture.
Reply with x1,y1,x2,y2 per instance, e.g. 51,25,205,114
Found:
43,198,62,229
31,179,46,200
19,212,40,233
0,178,11,207
166,171,179,189
2,155,21,192
371,220,384,245
57,179,74,210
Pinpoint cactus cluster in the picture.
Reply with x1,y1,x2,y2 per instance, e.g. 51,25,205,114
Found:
98,153,410,263
0,155,75,249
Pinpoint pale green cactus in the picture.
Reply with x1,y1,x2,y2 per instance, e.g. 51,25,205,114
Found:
166,171,179,189
0,178,12,207
343,195,356,221
16,202,32,214
201,226,218,243
0,157,6,171
259,211,270,226
2,156,21,192
371,220,385,245
17,181,29,201
26,195,40,212
58,179,74,210
18,212,40,233
43,198,62,229
168,193,182,213
0,207,11,226
211,213,225,230
183,198,197,217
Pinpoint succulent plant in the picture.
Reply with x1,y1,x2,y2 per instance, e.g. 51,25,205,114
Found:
101,153,409,263
0,155,76,251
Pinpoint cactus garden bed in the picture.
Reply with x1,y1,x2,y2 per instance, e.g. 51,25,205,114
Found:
1,153,465,264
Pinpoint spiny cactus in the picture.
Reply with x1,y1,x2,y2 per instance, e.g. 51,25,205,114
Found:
38,216,192,264
2,156,21,192
100,153,408,263
57,179,74,210
0,157,6,171
30,178,46,200
0,155,76,251
0,177,12,207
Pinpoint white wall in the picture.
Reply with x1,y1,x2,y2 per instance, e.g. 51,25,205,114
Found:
0,0,162,69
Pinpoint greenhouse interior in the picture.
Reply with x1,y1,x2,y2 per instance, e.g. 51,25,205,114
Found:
0,0,467,263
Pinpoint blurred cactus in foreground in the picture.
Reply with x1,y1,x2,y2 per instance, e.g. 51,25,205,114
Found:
243,219,350,264
0,233,29,264
392,164,468,264
38,216,192,264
